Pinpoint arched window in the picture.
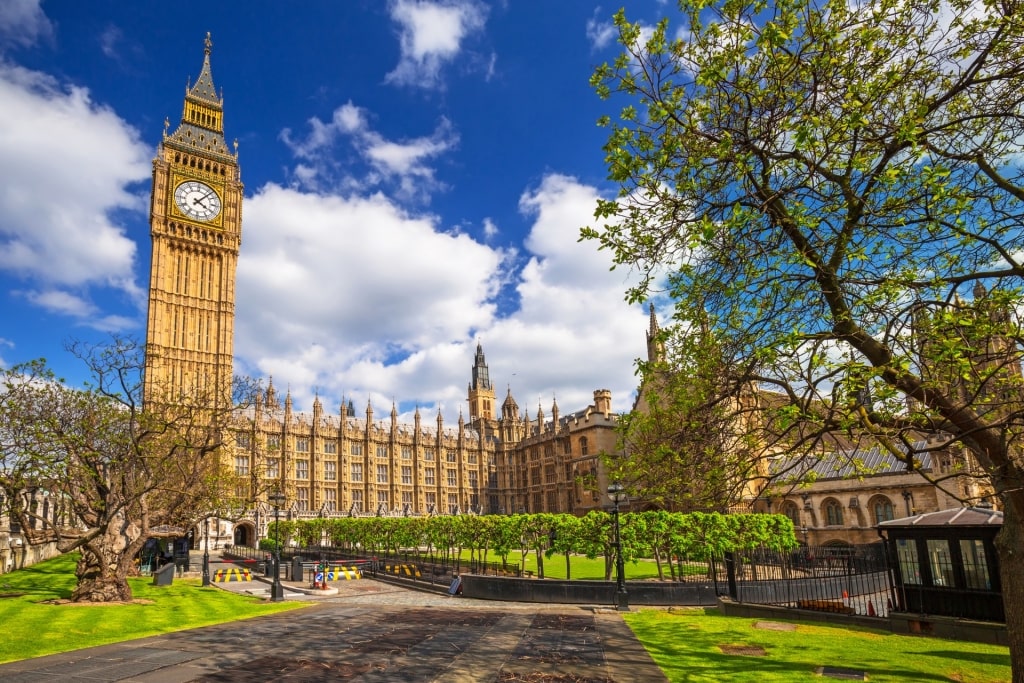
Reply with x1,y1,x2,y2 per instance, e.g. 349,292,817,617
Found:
825,499,844,526
783,502,800,526
872,497,895,524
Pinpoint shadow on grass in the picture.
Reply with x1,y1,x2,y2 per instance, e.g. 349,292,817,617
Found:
2,556,77,600
640,631,960,682
627,608,1011,683
915,650,1011,667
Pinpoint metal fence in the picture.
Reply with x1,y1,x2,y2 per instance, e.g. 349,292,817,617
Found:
724,543,894,617
225,541,895,618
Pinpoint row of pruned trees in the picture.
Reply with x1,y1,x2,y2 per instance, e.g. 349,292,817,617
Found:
269,511,797,580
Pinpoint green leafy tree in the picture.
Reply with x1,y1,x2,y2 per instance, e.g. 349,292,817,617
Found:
521,513,557,579
490,514,525,570
613,319,767,512
576,511,616,580
393,517,426,561
294,517,327,548
587,1,1024,674
457,514,495,567
425,514,458,566
545,513,583,579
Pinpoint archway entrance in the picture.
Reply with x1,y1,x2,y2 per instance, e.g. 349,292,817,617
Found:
233,523,255,548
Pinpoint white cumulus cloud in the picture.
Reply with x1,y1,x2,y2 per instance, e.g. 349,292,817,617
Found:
0,62,150,325
385,0,488,89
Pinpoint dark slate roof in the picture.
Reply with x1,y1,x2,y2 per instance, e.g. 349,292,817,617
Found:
769,439,934,481
878,506,1003,528
189,38,220,105
166,123,231,156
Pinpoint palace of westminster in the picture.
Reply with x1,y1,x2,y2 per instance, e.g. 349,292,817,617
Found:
140,36,624,547
126,36,995,552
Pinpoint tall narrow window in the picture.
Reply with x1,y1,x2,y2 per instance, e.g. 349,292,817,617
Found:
825,500,844,526
927,539,954,587
960,539,992,590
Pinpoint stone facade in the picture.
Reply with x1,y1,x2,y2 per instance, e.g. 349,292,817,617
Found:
758,438,993,546
225,351,622,533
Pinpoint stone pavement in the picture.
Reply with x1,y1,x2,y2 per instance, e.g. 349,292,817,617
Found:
0,573,668,682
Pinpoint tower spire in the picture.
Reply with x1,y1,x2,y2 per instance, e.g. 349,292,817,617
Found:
646,302,664,363
467,341,497,433
163,33,231,158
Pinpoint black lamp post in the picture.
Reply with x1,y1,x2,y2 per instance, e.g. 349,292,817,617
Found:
608,481,628,611
269,491,286,601
201,516,210,586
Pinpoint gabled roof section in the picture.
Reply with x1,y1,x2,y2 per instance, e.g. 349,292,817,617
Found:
769,439,935,481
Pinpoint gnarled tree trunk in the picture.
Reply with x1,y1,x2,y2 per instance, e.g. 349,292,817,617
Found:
71,520,144,603
996,501,1024,683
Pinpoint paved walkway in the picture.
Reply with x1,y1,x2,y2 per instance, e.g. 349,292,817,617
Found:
0,572,667,682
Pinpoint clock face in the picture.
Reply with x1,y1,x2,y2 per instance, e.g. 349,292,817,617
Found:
174,180,222,222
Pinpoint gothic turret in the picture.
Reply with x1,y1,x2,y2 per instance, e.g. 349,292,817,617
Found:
467,341,497,436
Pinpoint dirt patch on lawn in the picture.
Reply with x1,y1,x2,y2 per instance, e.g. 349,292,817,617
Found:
754,621,797,631
719,644,767,656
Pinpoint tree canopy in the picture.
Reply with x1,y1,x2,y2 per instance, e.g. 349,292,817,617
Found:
585,0,1024,676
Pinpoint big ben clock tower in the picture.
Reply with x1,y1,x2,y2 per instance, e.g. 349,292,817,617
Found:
144,33,242,408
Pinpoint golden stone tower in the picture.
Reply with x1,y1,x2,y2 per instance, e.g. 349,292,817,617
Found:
144,33,242,407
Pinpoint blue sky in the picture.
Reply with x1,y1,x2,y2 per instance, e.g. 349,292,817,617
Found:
0,0,669,423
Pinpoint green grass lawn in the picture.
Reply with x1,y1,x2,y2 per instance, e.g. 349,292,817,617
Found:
625,608,1011,683
2,553,1012,683
0,554,305,664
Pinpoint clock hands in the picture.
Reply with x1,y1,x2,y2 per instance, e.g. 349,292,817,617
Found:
175,181,220,220
191,190,218,213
